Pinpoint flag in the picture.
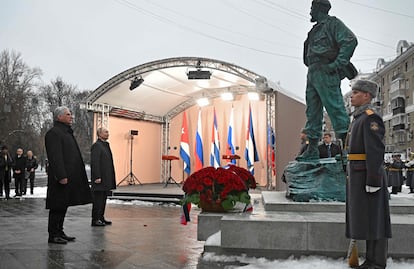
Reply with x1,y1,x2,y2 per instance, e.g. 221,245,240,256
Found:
226,107,236,164
245,105,259,175
180,111,191,175
194,109,204,171
210,108,220,168
268,126,276,176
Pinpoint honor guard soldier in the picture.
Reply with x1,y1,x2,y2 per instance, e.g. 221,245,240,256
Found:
346,79,391,269
388,154,404,194
405,152,414,193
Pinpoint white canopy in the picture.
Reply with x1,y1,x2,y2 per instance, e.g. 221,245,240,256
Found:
85,57,272,122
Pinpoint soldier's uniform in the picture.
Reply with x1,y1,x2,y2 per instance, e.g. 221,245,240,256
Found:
405,156,414,193
346,102,392,268
388,155,404,194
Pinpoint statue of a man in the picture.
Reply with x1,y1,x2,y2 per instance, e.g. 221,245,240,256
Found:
298,0,358,160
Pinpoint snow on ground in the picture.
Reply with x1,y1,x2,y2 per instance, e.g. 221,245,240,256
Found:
202,253,414,269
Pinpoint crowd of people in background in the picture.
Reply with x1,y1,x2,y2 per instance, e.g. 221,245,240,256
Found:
385,153,414,195
0,146,39,199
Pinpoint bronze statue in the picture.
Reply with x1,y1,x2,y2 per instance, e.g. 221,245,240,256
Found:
298,0,358,160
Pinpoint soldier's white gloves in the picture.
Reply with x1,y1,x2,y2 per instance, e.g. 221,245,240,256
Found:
366,185,381,193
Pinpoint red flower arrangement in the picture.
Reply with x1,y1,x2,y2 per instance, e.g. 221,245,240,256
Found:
182,165,256,211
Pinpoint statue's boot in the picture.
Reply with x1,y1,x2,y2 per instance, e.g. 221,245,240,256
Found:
337,132,348,149
296,139,319,161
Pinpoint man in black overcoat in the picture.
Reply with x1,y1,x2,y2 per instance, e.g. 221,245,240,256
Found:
0,146,13,199
346,80,391,269
12,148,26,196
45,106,92,244
90,127,116,226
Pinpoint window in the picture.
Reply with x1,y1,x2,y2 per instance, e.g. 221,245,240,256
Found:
406,62,409,72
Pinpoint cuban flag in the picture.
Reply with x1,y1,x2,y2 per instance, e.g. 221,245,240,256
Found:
210,108,220,168
245,105,259,175
194,109,204,171
226,107,236,164
180,111,191,175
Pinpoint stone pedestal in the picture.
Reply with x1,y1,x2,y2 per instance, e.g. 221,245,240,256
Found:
199,192,414,259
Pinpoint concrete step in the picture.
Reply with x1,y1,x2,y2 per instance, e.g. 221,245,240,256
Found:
263,191,414,214
202,211,414,259
108,195,181,203
198,192,414,259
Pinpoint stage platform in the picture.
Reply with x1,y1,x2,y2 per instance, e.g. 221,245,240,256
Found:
200,190,414,259
110,183,185,203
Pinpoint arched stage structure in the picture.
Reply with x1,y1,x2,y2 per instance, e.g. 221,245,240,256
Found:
84,57,305,190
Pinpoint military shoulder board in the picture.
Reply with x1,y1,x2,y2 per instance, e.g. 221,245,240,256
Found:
365,109,374,116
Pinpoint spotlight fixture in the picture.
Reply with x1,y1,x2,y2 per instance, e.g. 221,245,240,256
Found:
247,92,260,101
129,76,144,91
187,60,211,80
196,97,209,107
187,70,211,80
221,92,234,101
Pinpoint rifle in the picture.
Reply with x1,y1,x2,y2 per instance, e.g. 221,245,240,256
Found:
347,239,359,268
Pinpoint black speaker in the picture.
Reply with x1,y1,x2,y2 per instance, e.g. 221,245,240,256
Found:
130,130,138,136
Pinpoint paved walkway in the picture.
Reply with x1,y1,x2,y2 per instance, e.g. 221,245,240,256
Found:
0,197,225,269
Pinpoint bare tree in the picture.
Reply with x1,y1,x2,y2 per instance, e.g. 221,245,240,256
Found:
0,50,42,153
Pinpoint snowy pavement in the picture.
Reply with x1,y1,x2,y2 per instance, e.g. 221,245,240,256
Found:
10,186,414,268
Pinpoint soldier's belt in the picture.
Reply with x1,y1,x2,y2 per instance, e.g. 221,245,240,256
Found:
388,168,402,171
347,154,366,161
407,168,414,171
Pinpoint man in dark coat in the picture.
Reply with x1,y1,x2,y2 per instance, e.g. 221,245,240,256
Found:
25,150,38,195
346,80,391,269
0,146,13,199
45,106,92,244
318,132,341,158
90,127,116,226
298,128,309,156
12,148,26,196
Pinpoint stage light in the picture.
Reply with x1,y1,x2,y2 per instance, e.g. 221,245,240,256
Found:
187,70,211,80
221,92,234,101
187,60,211,80
129,76,144,91
196,97,209,107
248,92,260,101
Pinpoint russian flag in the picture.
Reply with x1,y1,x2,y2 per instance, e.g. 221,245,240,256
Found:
180,111,191,175
245,105,259,175
226,107,236,164
194,109,204,171
210,108,220,168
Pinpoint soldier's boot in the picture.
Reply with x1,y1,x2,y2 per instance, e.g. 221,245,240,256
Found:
296,139,319,161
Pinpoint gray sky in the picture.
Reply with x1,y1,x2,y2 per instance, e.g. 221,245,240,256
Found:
1,0,414,99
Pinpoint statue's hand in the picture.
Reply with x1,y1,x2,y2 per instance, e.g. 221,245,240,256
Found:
320,63,337,74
